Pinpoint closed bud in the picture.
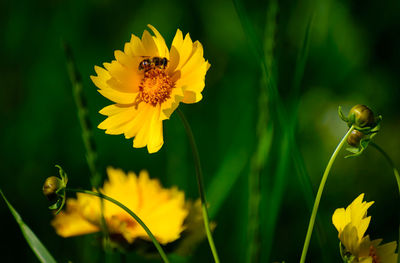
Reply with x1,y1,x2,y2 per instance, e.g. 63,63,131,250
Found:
43,176,63,202
347,129,365,147
349,104,375,128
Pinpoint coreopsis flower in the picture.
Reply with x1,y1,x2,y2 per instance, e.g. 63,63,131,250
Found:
52,167,189,245
332,193,398,263
91,25,210,153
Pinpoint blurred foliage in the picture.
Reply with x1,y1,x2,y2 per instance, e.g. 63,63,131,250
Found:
1,0,399,262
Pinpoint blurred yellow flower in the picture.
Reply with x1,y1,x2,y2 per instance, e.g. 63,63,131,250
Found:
52,167,189,245
332,193,398,263
91,25,210,153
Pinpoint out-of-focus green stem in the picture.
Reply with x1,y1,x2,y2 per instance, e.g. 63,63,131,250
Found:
370,142,400,196
63,43,109,247
300,126,355,263
66,188,170,263
370,142,400,262
63,43,101,187
177,109,220,263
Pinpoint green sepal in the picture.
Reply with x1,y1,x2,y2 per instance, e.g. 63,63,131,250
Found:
338,106,349,123
55,165,68,186
47,165,68,213
48,199,61,210
48,195,66,215
338,105,382,158
338,105,382,131
339,242,355,263
345,123,380,158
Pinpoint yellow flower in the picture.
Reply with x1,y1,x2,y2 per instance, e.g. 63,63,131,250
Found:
91,25,210,153
332,193,398,263
52,167,189,245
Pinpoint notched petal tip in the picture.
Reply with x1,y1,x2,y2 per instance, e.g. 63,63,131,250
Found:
147,142,163,154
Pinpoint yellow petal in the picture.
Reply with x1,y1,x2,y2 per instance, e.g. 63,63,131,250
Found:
103,60,140,94
172,32,195,72
97,88,138,104
132,105,164,153
146,105,164,153
377,241,398,263
133,106,157,148
332,207,346,232
99,104,134,116
52,167,189,245
160,87,185,120
98,105,139,134
167,30,184,74
52,211,99,237
141,30,159,57
129,34,147,56
147,25,169,59
357,216,371,240
102,167,140,215
339,224,360,255
51,200,99,237
91,66,111,90
124,103,153,139
169,36,210,104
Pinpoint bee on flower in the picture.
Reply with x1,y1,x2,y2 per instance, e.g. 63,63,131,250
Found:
332,194,398,263
91,25,210,153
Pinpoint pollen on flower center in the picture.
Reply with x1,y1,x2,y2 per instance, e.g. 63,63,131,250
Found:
138,68,174,106
369,245,381,263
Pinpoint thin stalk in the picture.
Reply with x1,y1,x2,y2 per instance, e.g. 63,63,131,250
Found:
300,126,355,263
66,188,170,263
63,42,101,187
177,109,220,263
63,42,109,248
370,142,400,196
369,142,400,262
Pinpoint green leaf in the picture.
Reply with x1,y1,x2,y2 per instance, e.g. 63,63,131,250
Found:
0,189,57,263
207,146,249,218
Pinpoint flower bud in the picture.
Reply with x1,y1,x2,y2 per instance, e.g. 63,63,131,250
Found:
349,104,375,128
347,129,365,147
43,176,63,202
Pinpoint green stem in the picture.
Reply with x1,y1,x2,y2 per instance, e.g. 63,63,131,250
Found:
300,125,355,263
177,109,220,263
66,188,170,263
370,142,400,196
369,142,400,263
63,42,101,187
63,42,110,248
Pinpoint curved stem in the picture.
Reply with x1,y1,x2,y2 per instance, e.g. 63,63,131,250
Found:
300,125,355,263
369,142,400,261
177,109,220,263
66,188,170,263
370,142,400,196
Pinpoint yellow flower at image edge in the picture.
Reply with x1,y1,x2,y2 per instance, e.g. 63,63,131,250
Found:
332,193,398,263
52,167,189,245
91,25,210,153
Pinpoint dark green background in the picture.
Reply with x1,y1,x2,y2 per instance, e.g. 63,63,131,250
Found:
1,0,399,262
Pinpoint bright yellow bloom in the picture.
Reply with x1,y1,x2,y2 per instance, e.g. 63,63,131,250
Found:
332,193,398,263
91,25,210,153
52,167,189,245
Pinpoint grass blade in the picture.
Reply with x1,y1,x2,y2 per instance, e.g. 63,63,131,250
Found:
1,190,57,263
207,145,249,218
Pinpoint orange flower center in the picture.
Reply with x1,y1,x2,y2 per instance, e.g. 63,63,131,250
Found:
369,245,380,263
138,68,174,106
